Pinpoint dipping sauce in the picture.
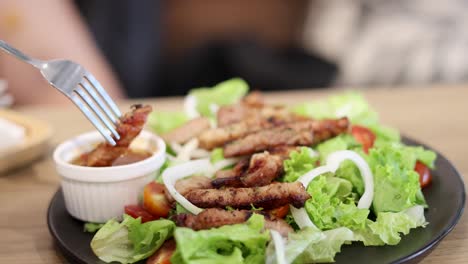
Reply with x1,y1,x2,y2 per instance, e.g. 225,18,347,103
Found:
72,149,152,167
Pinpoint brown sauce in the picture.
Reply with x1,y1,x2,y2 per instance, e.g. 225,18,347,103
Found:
72,149,152,167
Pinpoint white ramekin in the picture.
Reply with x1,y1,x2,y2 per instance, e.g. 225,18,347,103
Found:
53,130,166,223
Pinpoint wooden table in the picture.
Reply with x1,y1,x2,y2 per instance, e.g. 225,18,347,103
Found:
1,85,467,263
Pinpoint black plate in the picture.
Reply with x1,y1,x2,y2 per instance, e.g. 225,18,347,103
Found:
47,137,465,264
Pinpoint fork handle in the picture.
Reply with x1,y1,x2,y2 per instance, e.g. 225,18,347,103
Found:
0,40,43,68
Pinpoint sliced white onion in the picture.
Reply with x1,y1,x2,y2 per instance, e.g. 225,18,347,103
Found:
209,103,219,116
190,148,212,158
326,150,374,209
291,165,331,229
291,150,374,229
306,147,319,158
205,157,242,178
162,159,212,215
270,230,286,264
296,165,332,189
171,141,211,159
184,95,200,119
176,138,199,162
170,142,183,154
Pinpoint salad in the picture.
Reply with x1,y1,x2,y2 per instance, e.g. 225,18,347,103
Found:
86,78,436,264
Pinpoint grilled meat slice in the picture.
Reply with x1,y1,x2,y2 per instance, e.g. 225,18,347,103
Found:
217,92,264,127
240,152,282,187
174,208,252,230
213,152,282,188
174,207,293,236
185,182,310,210
213,148,298,188
84,104,152,167
200,106,306,150
165,176,213,203
223,117,349,157
161,117,210,144
264,216,294,237
268,145,300,160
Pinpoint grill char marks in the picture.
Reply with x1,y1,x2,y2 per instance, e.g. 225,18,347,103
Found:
223,117,350,157
186,182,310,210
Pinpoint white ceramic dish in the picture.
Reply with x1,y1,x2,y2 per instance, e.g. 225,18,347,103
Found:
53,130,166,223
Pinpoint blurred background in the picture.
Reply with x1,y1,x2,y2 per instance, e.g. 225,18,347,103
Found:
1,0,467,104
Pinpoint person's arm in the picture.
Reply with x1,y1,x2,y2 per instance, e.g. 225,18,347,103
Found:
0,0,125,105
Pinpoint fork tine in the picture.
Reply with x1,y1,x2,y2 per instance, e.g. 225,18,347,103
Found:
80,79,119,125
70,93,117,146
84,74,122,118
75,88,120,140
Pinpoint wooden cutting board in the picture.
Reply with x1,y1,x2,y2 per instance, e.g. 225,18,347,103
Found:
0,109,52,174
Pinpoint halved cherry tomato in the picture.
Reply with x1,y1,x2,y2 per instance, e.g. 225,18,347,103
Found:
351,125,376,153
143,182,171,218
146,239,176,264
414,161,432,188
269,204,290,219
124,205,157,223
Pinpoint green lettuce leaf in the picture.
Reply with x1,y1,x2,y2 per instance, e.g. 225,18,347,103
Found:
368,142,435,213
292,92,400,143
282,147,318,182
265,227,324,264
293,227,355,263
305,176,369,231
315,135,365,195
292,93,378,126
91,215,175,264
84,222,105,233
189,78,249,117
210,148,225,163
171,214,269,264
355,205,427,246
148,111,189,134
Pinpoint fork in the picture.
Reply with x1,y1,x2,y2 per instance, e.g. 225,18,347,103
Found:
0,40,121,145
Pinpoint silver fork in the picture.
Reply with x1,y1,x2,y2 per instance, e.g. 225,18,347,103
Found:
0,40,121,145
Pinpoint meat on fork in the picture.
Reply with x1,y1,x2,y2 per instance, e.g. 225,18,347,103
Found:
84,104,152,167
185,182,311,210
223,117,349,157
174,207,293,236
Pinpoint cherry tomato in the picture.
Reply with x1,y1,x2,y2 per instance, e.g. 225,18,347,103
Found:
146,239,176,264
351,125,376,153
124,205,157,223
143,182,171,218
269,204,290,219
414,161,432,188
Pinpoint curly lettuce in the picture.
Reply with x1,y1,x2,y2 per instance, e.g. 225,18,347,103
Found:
189,78,249,118
171,214,269,264
90,215,175,264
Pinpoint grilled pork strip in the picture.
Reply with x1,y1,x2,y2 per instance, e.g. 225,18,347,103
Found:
85,104,152,167
185,182,310,209
213,147,299,188
164,176,213,204
212,152,283,188
223,117,349,157
174,208,293,236
174,208,252,230
200,106,307,150
216,91,264,127
161,117,211,144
